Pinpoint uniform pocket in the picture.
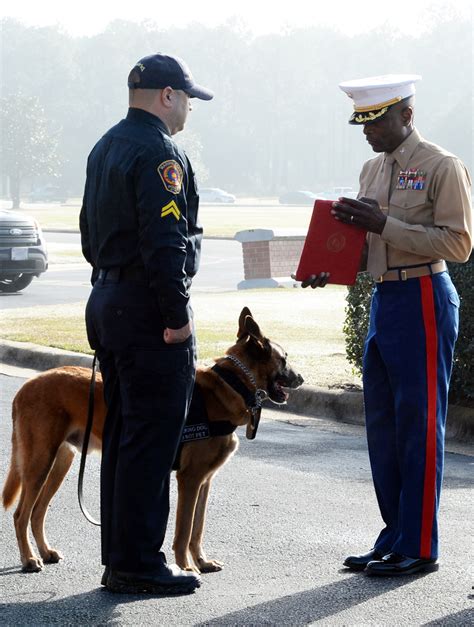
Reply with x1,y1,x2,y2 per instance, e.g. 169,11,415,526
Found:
391,189,428,209
121,348,195,420
390,189,431,224
133,347,191,376
448,291,460,308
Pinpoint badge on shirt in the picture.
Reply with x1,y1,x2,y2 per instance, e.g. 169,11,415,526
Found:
161,199,181,221
396,169,426,190
157,160,183,194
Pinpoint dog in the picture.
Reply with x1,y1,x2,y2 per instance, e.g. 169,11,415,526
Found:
3,306,304,574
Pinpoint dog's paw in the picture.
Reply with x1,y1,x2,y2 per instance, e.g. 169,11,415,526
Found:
42,548,63,564
197,559,224,573
22,557,44,573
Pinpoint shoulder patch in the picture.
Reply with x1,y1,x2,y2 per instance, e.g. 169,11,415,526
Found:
161,199,181,221
157,159,183,194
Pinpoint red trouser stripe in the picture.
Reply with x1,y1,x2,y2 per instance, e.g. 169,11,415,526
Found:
419,276,438,558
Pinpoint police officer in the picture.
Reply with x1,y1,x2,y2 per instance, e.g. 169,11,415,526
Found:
80,53,213,594
299,75,472,575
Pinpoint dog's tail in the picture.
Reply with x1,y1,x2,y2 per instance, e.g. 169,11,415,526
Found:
2,403,21,510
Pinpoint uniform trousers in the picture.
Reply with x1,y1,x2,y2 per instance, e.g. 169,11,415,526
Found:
85,274,196,572
363,271,459,560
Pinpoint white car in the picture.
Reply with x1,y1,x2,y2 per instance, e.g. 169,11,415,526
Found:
199,187,236,203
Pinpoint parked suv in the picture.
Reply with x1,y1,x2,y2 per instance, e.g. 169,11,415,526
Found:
0,209,48,292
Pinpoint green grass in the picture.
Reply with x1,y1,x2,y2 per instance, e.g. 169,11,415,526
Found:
17,200,313,238
2,200,361,389
0,289,362,389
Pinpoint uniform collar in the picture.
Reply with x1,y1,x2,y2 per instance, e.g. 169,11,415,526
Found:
387,127,421,170
126,107,171,136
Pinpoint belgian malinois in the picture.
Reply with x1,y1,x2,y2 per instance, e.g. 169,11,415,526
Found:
3,307,303,573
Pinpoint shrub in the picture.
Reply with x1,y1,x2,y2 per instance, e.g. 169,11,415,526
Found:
447,258,474,406
343,259,474,407
343,272,372,372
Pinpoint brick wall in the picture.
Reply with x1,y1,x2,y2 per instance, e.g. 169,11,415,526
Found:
269,238,305,277
234,229,306,286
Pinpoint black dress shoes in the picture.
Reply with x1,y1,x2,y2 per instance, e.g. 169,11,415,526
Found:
101,566,110,586
105,564,201,594
366,552,439,576
343,549,384,571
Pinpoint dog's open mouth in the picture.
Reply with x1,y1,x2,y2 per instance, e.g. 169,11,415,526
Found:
268,379,290,404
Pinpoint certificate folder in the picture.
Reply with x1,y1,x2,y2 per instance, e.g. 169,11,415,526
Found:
295,200,367,286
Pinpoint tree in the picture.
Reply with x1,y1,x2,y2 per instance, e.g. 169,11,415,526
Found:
0,93,62,208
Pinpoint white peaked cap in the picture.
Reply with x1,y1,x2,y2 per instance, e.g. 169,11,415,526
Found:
338,74,422,124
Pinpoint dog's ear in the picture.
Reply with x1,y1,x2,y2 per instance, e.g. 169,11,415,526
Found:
237,307,253,340
245,316,272,360
244,315,263,342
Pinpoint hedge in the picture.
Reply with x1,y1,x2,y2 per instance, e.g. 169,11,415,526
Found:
343,257,474,407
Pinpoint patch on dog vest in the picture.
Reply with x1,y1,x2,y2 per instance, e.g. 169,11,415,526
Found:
181,422,210,442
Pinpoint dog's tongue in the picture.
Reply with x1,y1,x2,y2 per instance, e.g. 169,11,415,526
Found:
276,382,289,402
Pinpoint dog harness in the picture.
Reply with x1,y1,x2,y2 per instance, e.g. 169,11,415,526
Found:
172,357,268,470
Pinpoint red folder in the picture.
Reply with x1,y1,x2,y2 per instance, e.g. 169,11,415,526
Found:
295,200,367,286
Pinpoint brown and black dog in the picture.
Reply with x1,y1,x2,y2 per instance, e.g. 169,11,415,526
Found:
3,307,303,574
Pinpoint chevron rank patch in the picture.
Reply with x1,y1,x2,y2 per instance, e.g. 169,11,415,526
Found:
157,159,183,194
161,199,181,221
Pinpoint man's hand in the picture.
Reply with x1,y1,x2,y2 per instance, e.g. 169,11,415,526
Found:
291,272,330,289
331,196,387,234
163,321,193,344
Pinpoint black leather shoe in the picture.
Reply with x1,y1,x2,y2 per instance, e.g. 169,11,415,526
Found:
106,564,201,594
343,549,384,571
366,552,439,576
101,566,110,586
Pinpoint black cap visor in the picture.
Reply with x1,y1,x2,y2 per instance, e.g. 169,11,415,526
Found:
185,83,214,101
349,105,391,125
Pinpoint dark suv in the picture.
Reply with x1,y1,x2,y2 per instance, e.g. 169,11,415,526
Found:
0,209,48,292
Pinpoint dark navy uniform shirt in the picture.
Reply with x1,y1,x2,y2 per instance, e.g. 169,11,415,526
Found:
80,107,203,330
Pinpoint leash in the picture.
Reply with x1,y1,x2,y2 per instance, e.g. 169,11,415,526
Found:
78,353,101,526
217,354,269,440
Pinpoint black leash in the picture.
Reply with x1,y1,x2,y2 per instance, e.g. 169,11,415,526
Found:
78,353,101,526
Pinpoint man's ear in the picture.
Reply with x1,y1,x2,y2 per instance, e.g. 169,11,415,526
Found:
401,105,414,127
161,86,174,108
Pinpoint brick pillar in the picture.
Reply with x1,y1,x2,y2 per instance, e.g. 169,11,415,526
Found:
242,241,271,279
234,229,306,289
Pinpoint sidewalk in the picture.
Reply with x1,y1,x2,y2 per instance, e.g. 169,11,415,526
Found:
1,338,472,442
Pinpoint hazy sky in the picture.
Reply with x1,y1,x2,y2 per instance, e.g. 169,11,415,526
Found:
2,0,472,37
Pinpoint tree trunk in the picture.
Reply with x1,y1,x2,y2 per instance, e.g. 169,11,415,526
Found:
10,174,21,209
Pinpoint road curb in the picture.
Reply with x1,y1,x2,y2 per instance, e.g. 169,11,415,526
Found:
0,339,94,371
1,339,472,442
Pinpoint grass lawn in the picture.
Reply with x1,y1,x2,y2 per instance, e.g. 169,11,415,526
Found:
12,200,314,238
0,288,362,390
0,199,362,389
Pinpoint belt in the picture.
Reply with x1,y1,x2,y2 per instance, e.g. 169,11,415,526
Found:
97,266,147,283
375,261,446,283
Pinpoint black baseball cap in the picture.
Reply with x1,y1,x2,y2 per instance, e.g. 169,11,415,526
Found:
127,53,214,100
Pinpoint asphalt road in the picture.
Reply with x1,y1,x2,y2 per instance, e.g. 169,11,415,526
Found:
0,233,244,309
1,370,472,626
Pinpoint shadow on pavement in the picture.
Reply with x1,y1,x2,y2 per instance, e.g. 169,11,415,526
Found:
194,573,418,626
0,586,185,625
422,607,474,626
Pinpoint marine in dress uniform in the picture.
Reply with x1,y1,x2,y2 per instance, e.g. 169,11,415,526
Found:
79,53,213,594
332,75,472,576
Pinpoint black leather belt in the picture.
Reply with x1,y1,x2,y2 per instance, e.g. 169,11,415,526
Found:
97,266,147,282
